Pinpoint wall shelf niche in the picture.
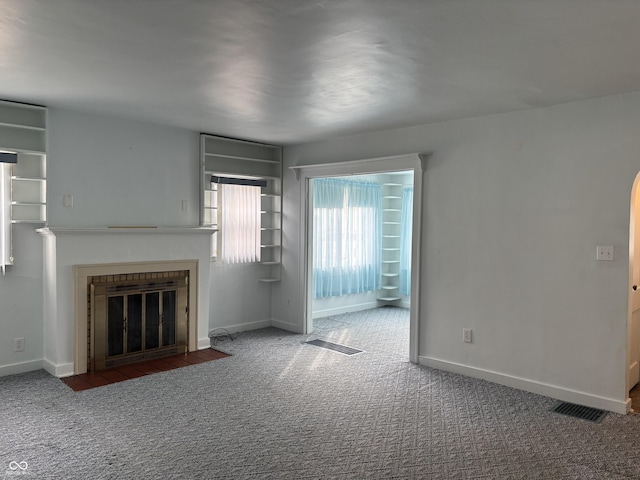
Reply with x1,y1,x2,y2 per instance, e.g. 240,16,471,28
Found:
200,134,282,283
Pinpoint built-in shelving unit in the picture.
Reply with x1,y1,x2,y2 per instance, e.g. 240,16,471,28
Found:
378,180,403,304
378,181,402,305
0,101,47,268
0,100,47,225
11,153,47,224
200,134,282,282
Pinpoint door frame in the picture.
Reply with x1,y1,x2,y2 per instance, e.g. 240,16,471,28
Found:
627,171,640,393
292,153,427,364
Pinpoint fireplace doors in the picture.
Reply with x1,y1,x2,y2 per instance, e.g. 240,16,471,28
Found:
91,275,188,370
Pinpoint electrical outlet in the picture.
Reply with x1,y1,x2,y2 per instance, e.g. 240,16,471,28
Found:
13,337,25,352
463,329,472,343
596,245,614,261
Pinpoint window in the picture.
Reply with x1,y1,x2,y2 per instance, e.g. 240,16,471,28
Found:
214,176,265,264
312,178,382,298
0,160,12,273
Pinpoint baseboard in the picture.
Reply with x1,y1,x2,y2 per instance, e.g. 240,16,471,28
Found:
197,338,212,350
0,359,43,378
208,319,272,337
312,301,379,319
420,355,629,415
270,318,303,333
42,359,75,378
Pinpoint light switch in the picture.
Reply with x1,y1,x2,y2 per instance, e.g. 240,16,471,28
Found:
597,245,614,261
463,328,472,343
63,194,74,207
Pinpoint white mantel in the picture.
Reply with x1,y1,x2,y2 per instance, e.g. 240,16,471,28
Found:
38,226,215,377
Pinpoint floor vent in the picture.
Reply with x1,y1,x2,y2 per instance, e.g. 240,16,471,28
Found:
551,402,607,423
305,339,363,356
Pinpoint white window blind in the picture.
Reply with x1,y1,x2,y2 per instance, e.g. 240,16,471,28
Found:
0,162,11,274
219,182,261,264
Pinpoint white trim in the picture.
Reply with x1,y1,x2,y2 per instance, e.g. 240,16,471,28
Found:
209,319,272,337
294,153,426,364
270,318,304,333
290,153,429,180
42,359,75,378
0,99,46,111
420,355,630,414
0,359,43,378
312,301,379,319
38,227,216,236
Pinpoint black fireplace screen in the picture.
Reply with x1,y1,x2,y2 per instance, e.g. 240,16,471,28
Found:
91,274,188,370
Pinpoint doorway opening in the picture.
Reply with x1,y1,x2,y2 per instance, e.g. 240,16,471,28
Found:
627,171,640,405
309,171,414,358
293,153,426,364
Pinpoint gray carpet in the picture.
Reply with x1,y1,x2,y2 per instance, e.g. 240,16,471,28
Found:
1,306,640,479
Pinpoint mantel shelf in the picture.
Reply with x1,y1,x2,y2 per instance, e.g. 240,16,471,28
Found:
37,226,217,237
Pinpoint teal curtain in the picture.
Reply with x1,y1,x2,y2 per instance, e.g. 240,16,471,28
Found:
313,178,382,298
399,186,413,295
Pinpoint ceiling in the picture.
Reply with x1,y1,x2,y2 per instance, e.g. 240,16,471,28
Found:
0,0,639,145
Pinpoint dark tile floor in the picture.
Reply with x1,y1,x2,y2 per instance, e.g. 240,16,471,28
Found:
61,348,230,391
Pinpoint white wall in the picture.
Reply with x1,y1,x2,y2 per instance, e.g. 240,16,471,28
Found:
208,262,273,333
275,92,640,412
48,109,200,228
0,224,44,376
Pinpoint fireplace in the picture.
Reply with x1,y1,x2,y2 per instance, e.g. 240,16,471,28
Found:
72,258,203,376
89,270,189,371
38,227,213,378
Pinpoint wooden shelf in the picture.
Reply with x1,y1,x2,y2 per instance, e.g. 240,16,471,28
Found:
0,121,45,131
12,219,46,225
11,176,45,181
